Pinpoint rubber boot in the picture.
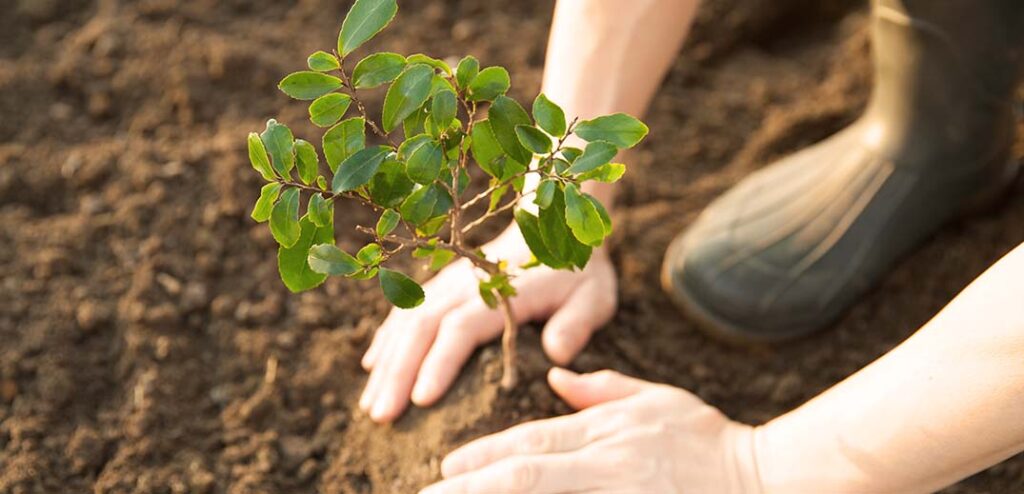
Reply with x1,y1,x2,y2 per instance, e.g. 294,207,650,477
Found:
662,0,1023,342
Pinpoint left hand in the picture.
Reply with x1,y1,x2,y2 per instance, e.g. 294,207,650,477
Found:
421,368,763,494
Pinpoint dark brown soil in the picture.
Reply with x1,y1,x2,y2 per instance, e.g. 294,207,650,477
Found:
2,0,1022,492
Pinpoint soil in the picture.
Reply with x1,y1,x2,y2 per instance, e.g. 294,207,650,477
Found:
2,0,1022,492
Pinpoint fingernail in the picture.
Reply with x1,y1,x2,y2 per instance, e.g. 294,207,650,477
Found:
440,455,463,478
549,367,576,381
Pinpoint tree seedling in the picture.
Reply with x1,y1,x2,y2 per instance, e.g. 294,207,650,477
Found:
247,0,647,389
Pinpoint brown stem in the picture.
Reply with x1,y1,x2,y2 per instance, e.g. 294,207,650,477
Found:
498,293,518,390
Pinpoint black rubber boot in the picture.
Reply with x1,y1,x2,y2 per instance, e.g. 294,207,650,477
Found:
662,0,1023,342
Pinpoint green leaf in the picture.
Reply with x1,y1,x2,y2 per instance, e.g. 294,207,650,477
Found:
406,139,444,184
307,51,340,72
514,125,552,154
532,94,567,138
399,184,439,225
455,56,480,90
407,54,452,75
357,243,383,265
368,159,415,207
431,89,457,130
417,215,448,236
539,186,592,268
376,209,400,237
588,194,613,235
514,208,565,269
561,146,583,163
333,145,390,192
278,71,343,100
308,193,333,227
382,64,434,132
566,141,617,175
534,179,556,209
308,244,361,276
352,52,407,88
403,107,428,137
467,67,510,102
294,139,320,184
576,163,626,183
470,120,504,178
317,176,328,189
279,215,334,292
251,183,282,222
323,117,366,173
478,281,498,309
352,267,379,280
574,113,649,149
247,132,276,181
398,133,433,160
489,184,509,212
337,0,398,56
260,119,294,177
488,95,533,164
309,93,351,128
270,188,301,247
378,268,425,309
563,183,605,246
429,249,455,271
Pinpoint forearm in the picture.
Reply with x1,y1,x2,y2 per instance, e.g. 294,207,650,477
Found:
756,243,1024,493
540,0,698,204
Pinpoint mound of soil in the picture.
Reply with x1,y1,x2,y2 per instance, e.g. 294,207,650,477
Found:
1,0,1022,492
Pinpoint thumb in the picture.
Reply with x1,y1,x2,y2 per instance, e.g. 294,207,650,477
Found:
541,280,614,365
547,368,656,410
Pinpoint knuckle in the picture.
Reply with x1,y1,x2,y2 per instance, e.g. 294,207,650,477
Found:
517,429,552,454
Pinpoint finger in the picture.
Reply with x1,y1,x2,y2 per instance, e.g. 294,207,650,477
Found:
410,298,505,406
548,368,656,410
359,312,436,417
424,452,612,494
541,279,616,365
362,262,474,370
440,411,597,478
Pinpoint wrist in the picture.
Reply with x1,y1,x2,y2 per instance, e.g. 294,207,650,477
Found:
723,423,765,494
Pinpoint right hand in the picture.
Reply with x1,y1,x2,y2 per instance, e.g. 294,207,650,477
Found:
358,225,618,423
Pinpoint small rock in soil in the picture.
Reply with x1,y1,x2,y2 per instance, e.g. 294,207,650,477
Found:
75,300,110,333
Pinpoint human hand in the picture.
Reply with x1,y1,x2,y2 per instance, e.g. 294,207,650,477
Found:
421,368,762,494
359,226,618,423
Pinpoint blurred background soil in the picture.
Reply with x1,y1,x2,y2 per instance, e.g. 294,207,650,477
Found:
1,0,1022,492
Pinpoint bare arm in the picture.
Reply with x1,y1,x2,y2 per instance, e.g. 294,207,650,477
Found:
758,242,1024,492
538,0,698,204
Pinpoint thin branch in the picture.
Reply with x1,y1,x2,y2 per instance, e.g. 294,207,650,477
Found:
335,53,399,148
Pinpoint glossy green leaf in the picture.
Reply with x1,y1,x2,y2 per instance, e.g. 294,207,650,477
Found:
397,133,433,160
576,163,626,183
323,117,366,172
561,146,583,163
278,71,343,100
489,183,509,212
467,66,510,102
308,193,333,227
332,145,390,192
260,119,294,177
588,193,613,235
534,179,556,209
382,64,434,132
368,159,414,207
403,107,428,137
563,183,605,246
294,139,319,184
352,52,407,88
247,132,276,181
574,113,649,149
455,56,479,90
532,93,567,138
429,249,455,271
378,268,425,309
488,95,532,164
417,215,448,236
270,188,301,247
279,215,334,292
470,120,503,177
356,243,383,265
399,184,440,225
407,54,451,75
566,141,617,175
307,51,340,72
376,209,400,237
406,139,444,184
337,0,398,56
431,89,457,130
539,186,591,268
308,243,361,276
515,125,552,154
251,183,282,222
514,208,565,269
309,93,351,128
